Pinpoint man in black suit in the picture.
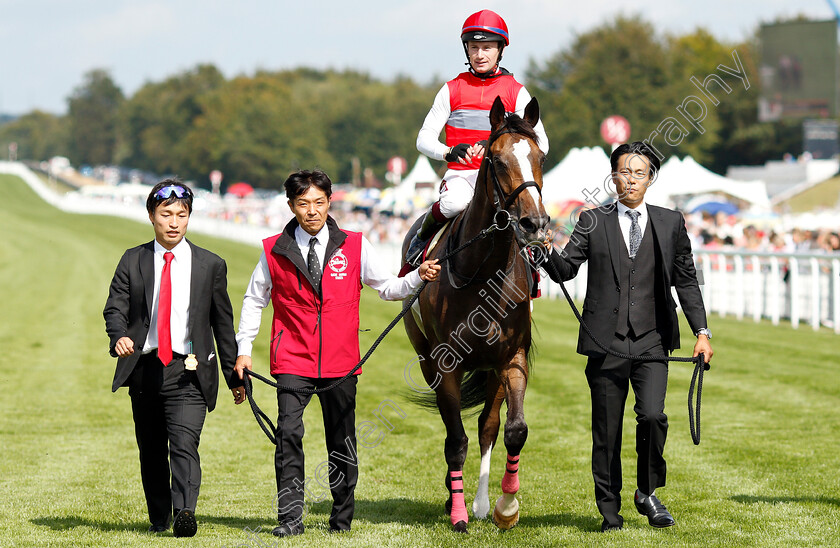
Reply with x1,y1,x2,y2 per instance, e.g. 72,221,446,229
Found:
104,179,243,537
540,142,713,532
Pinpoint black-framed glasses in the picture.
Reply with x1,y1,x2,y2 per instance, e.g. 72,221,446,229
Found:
154,185,191,200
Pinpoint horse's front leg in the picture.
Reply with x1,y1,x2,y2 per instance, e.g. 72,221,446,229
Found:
494,350,529,530
473,374,504,519
436,373,470,533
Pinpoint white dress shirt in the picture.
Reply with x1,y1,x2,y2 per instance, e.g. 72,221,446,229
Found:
143,238,192,356
616,200,649,255
236,224,422,357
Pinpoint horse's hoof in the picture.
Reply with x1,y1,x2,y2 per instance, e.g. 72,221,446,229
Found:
472,497,490,519
445,497,452,515
492,508,519,530
452,520,468,534
492,494,520,530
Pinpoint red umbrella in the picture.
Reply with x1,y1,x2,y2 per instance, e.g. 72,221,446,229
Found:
226,182,254,197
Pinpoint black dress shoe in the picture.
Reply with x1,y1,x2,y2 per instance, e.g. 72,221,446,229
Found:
329,527,350,534
173,509,198,537
634,490,676,528
148,523,169,533
271,522,304,537
601,515,624,532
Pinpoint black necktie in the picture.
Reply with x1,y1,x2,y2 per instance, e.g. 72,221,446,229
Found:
307,237,322,290
626,210,641,258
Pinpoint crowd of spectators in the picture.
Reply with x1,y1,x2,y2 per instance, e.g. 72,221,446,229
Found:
683,211,840,254
71,180,840,255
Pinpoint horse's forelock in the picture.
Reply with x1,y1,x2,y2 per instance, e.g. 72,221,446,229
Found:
491,113,539,146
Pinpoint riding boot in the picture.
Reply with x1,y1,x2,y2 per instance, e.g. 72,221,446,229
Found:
405,204,447,266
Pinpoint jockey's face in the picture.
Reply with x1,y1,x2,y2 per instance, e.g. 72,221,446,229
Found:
289,185,330,236
467,41,501,73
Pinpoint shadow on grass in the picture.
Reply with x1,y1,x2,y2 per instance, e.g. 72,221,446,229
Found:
731,495,840,507
31,515,266,533
31,516,152,533
307,498,599,532
31,500,599,534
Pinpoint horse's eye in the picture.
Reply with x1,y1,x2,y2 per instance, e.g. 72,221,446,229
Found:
494,158,508,170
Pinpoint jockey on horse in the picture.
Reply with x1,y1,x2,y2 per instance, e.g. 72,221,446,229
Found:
403,9,550,271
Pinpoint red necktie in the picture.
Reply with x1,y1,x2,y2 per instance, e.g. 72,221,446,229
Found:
157,251,174,366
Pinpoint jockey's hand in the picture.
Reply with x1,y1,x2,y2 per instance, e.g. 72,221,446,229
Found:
445,143,472,164
471,140,488,161
419,259,441,282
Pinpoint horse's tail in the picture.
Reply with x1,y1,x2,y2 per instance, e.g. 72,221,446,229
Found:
404,370,490,414
459,370,489,412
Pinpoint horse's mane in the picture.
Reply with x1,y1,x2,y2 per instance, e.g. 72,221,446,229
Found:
490,113,540,146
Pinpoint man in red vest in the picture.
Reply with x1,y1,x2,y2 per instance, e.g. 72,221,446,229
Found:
234,170,440,537
405,9,550,266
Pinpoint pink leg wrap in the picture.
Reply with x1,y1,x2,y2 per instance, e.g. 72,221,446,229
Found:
449,470,469,524
501,454,520,494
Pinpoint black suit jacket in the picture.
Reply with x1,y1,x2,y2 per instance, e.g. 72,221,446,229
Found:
103,239,241,411
545,203,707,356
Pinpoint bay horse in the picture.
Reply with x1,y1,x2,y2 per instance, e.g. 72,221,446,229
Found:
402,96,548,533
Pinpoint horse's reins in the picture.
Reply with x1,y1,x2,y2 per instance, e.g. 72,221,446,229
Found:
538,250,709,445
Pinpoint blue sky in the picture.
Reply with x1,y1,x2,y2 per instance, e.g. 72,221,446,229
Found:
0,0,834,114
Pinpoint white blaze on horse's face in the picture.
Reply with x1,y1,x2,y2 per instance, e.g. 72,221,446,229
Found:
510,139,542,207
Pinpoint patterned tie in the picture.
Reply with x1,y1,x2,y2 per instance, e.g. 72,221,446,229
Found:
157,251,174,366
307,237,322,291
626,210,641,259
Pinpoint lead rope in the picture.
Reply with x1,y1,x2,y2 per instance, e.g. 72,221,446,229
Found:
540,253,709,445
242,222,503,444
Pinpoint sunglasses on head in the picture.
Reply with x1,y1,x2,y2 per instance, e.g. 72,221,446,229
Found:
154,185,190,200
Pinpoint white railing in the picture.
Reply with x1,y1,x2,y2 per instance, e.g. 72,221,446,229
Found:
539,248,840,334
693,249,840,333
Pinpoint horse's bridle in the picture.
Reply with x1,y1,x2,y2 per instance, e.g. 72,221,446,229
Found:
484,128,542,231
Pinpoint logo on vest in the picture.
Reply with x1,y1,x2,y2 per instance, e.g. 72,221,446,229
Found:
328,249,349,280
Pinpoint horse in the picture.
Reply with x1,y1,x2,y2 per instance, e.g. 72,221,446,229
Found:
402,95,548,533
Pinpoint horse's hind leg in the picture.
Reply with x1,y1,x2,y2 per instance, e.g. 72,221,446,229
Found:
473,374,504,519
493,350,529,530
436,373,470,533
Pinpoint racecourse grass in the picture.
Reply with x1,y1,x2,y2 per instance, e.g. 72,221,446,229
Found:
1,173,839,547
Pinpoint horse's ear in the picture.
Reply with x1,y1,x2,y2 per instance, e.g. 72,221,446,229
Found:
489,96,505,132
523,97,540,128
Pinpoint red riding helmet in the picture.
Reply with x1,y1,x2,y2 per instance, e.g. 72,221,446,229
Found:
461,9,509,46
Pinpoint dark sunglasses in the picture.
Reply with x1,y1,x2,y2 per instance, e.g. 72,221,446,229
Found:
154,185,191,200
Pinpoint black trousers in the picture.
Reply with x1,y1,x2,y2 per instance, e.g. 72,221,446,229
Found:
273,374,358,531
584,329,668,524
129,352,206,527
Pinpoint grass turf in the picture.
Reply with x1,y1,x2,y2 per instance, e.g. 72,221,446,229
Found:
1,173,838,547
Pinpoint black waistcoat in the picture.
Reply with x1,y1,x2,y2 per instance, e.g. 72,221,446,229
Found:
615,225,657,337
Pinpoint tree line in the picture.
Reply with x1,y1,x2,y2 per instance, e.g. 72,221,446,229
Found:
0,16,804,190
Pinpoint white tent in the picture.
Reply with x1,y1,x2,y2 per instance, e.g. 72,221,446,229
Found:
541,147,612,208
379,156,441,215
647,156,770,211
